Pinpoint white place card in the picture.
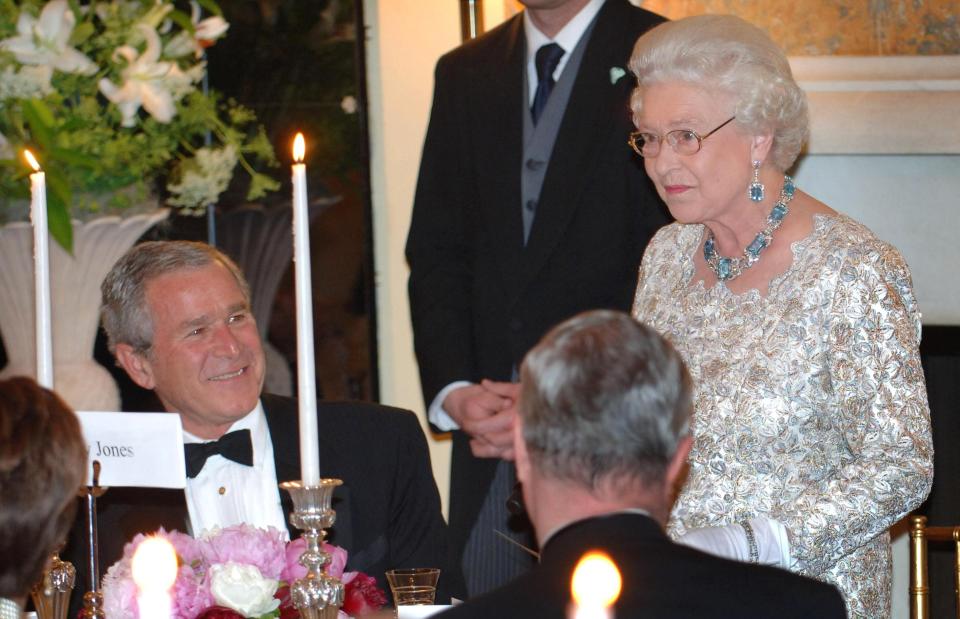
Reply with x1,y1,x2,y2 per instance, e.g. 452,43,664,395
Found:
77,411,186,489
397,606,452,619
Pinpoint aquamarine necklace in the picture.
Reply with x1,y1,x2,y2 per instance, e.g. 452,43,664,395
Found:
703,175,796,282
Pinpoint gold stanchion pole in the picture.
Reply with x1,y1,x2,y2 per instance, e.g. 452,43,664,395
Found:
459,0,484,42
81,461,107,619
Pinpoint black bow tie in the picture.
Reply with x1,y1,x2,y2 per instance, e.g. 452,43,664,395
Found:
184,429,254,479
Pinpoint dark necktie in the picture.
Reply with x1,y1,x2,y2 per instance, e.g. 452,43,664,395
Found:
184,429,254,479
530,43,565,125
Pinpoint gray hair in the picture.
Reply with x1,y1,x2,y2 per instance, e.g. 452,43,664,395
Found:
519,310,692,489
628,14,808,171
100,241,251,354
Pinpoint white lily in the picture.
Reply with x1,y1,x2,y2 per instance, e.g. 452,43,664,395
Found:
165,1,229,58
99,24,202,127
0,0,97,75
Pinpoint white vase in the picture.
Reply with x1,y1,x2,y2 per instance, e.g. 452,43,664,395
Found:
0,210,169,411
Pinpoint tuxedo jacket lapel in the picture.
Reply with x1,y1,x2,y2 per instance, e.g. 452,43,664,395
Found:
474,15,526,300
264,399,355,554
522,0,637,291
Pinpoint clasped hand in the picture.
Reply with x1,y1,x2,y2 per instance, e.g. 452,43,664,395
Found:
444,379,519,460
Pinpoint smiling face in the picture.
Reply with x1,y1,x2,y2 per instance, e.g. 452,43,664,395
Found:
635,81,759,227
117,262,265,438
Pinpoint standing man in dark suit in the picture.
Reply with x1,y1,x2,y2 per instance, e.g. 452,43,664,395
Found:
65,241,458,614
406,0,669,596
437,310,848,619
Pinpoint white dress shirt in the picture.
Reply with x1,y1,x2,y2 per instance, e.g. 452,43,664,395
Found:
427,0,607,432
182,401,288,537
524,0,606,105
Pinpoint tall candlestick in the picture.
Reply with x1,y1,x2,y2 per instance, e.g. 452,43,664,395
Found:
24,150,53,389
291,133,320,486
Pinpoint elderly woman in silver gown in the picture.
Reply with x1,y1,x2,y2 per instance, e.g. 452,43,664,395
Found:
627,15,933,618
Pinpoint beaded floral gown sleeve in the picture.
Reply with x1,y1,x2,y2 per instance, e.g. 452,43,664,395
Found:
632,214,934,619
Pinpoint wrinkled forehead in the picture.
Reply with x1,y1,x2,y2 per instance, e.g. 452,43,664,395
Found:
144,264,249,321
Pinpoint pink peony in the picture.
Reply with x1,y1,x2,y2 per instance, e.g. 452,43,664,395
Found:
280,539,346,582
280,538,307,583
101,525,366,619
324,542,348,579
104,528,203,619
172,564,214,619
200,524,287,580
167,529,204,568
102,558,138,619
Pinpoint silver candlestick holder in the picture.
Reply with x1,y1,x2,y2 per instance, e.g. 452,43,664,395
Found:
280,479,345,619
30,552,75,619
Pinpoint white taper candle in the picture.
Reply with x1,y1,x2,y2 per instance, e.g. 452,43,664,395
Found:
291,133,320,486
24,150,53,389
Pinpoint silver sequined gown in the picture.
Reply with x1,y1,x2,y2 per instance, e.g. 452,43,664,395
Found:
632,214,933,618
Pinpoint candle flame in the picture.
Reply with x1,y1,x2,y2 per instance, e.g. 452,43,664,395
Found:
293,133,305,163
23,149,41,172
131,536,178,592
571,551,621,609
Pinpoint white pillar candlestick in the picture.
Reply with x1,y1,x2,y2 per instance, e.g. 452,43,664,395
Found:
291,133,320,487
24,150,53,389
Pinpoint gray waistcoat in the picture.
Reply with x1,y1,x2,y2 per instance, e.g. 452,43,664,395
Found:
520,19,596,245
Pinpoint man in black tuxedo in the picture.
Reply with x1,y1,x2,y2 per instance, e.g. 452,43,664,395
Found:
65,241,457,614
406,0,669,596
437,311,848,619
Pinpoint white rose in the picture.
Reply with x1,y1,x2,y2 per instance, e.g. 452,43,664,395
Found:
209,562,281,617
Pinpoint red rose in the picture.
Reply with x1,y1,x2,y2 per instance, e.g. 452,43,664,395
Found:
274,585,300,619
342,573,387,616
195,606,244,619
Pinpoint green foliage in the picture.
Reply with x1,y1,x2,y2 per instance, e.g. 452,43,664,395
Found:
0,0,278,251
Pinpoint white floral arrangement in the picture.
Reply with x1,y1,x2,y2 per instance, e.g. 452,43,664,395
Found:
0,0,278,248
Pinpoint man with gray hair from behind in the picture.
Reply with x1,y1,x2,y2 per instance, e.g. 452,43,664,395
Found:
436,310,846,619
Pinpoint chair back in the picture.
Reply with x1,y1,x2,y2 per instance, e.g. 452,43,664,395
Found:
910,514,960,619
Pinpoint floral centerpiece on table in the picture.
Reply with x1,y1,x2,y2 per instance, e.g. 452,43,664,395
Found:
0,0,279,250
101,524,387,619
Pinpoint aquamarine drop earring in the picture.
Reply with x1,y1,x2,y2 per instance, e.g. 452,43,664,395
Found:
748,160,765,202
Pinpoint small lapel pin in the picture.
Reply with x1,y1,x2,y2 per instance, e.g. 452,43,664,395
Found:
609,66,627,84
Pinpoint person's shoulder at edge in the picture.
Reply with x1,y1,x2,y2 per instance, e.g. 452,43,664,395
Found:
813,212,918,293
433,534,846,619
639,538,847,617
437,0,667,67
431,573,533,618
320,399,425,436
261,393,420,428
436,10,522,69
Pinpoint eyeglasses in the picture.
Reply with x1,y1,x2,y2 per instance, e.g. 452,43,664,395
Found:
628,116,736,158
